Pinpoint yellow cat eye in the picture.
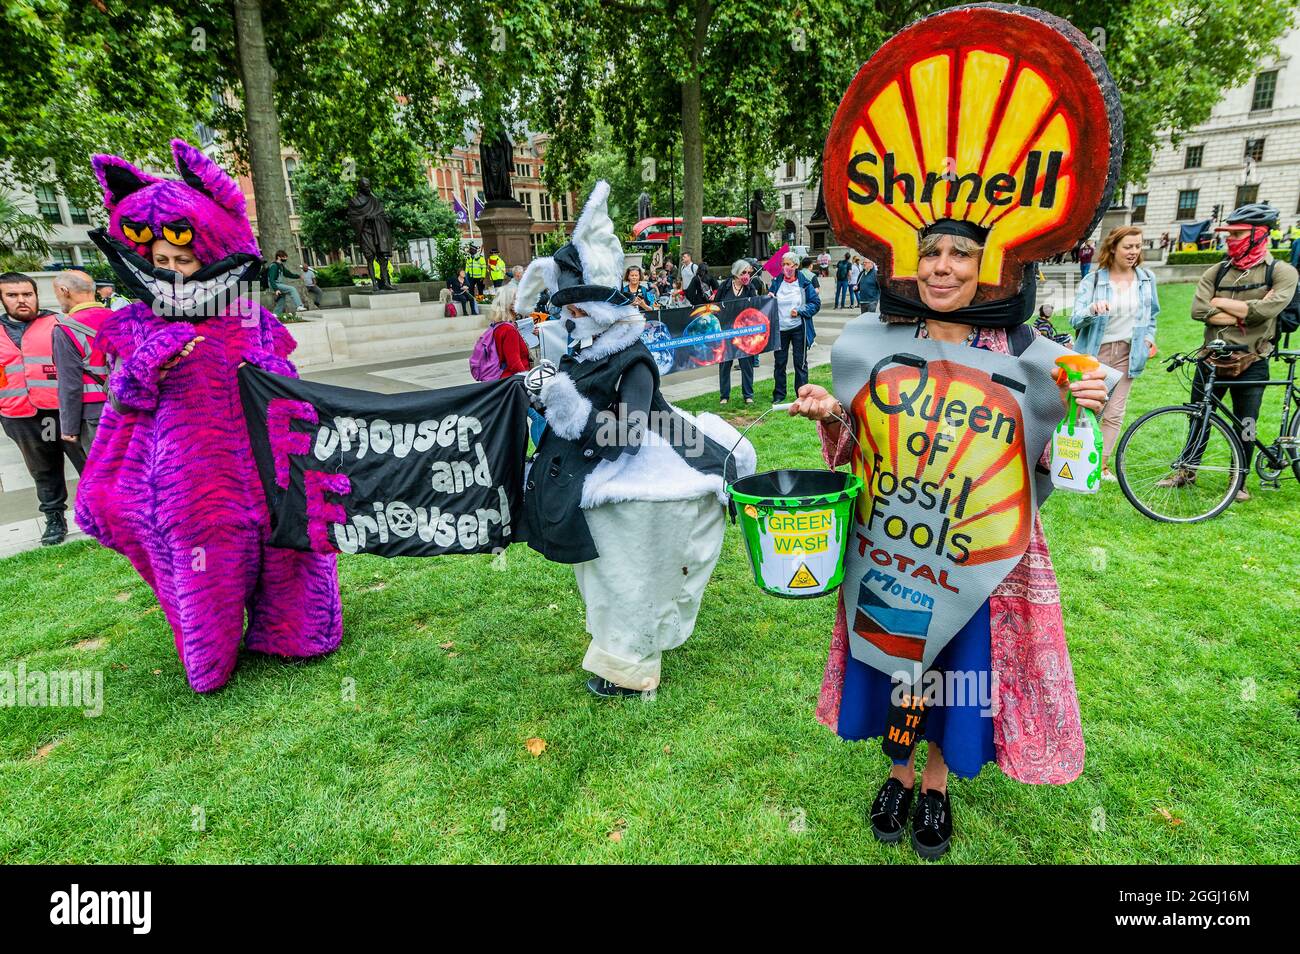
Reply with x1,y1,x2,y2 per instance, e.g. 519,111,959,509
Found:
121,221,154,244
162,225,194,246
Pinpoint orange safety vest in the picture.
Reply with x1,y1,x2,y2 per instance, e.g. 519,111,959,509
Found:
58,304,113,405
0,312,60,417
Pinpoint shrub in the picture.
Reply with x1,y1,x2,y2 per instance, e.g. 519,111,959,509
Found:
314,261,355,287
434,238,465,282
395,264,432,284
0,252,44,272
1166,248,1292,265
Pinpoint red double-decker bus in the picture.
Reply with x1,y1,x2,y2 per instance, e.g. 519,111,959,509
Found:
630,216,749,243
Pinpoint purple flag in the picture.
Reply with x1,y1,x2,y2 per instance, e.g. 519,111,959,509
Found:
452,196,468,224
473,195,484,218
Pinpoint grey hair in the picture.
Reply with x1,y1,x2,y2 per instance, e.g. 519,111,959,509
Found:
53,270,95,295
731,259,752,277
781,251,799,265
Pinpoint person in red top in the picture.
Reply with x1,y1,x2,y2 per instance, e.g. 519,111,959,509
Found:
489,284,532,375
0,272,88,544
51,270,113,454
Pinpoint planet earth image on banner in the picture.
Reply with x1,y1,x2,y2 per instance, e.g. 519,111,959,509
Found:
640,320,677,374
683,313,726,366
731,307,771,356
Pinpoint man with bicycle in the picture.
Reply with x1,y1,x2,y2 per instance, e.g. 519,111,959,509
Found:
1165,203,1299,501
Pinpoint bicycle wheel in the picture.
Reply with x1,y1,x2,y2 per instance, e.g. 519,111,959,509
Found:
1289,407,1300,483
1115,405,1244,522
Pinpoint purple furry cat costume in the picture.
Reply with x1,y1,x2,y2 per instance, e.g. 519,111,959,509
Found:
76,140,342,692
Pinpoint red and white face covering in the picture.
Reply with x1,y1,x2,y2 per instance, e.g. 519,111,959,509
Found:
1226,225,1270,270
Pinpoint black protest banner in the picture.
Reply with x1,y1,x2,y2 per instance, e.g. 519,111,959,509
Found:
239,366,528,558
639,295,777,375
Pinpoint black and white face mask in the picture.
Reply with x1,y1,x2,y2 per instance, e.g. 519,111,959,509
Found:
89,228,262,321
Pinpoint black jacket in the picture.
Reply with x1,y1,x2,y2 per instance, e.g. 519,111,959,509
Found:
523,340,734,563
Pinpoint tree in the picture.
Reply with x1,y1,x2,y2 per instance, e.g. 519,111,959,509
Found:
296,166,458,258
532,0,887,260
0,194,54,259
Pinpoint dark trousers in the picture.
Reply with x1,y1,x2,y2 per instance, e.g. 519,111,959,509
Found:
1186,358,1269,468
859,298,879,314
835,278,849,308
2,410,87,517
771,324,808,403
719,356,756,400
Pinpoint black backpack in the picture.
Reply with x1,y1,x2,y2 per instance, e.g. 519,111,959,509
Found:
1213,259,1300,340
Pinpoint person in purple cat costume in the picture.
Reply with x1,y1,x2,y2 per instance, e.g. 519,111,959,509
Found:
76,139,342,693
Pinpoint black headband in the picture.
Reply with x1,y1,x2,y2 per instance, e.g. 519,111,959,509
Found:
921,218,990,244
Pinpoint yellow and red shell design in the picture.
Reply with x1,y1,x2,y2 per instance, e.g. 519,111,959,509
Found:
823,4,1121,302
851,359,1032,567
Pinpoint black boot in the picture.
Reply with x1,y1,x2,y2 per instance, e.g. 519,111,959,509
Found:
586,676,643,698
41,512,68,547
911,788,954,860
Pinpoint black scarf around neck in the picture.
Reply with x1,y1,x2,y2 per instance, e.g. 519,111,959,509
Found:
880,264,1037,329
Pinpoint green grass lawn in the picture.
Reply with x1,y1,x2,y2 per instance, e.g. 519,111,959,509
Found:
1,282,1296,863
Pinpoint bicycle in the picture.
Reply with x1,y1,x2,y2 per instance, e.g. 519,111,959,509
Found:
1114,336,1300,522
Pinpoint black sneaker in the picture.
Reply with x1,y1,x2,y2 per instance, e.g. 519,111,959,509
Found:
911,788,954,860
868,776,914,843
41,512,68,547
586,676,643,698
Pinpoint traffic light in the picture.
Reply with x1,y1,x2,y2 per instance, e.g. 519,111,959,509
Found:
1212,204,1223,221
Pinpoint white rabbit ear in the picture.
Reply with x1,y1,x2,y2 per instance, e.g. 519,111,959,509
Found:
570,180,624,289
518,257,558,311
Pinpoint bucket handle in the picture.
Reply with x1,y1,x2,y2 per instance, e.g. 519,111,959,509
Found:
723,400,864,485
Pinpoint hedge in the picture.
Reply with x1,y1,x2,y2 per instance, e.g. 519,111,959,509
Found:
1166,248,1292,265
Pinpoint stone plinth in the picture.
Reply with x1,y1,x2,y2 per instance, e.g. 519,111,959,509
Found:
476,201,534,268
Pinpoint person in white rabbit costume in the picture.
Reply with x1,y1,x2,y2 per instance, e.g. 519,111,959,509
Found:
519,181,756,697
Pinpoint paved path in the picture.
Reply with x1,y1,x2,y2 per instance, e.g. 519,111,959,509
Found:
0,307,861,558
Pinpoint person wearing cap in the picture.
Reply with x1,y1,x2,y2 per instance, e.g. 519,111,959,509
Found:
488,248,507,288
767,251,820,404
465,244,488,297
1163,203,1299,500
789,217,1110,859
95,281,130,310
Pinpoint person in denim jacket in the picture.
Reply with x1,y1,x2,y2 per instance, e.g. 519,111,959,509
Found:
1071,226,1160,477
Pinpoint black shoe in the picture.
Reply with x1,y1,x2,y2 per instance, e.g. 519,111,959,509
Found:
586,676,643,698
868,776,914,843
41,512,67,547
911,788,953,860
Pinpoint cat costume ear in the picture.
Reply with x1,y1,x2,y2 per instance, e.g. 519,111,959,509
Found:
90,154,161,210
171,139,247,217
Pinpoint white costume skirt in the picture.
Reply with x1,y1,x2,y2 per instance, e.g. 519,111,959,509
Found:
574,495,726,690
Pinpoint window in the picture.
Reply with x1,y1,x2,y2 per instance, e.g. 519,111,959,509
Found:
784,192,793,210
1175,189,1199,220
35,185,63,224
785,161,796,180
539,192,551,222
1184,145,1203,169
1245,138,1265,161
67,200,90,225
514,161,530,178
560,193,569,221
1251,71,1278,111
1235,184,1259,207
523,191,535,219
50,246,75,266
284,158,299,214
1131,193,1148,224
531,232,545,256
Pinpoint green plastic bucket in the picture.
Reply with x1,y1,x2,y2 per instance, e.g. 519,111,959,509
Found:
728,468,863,599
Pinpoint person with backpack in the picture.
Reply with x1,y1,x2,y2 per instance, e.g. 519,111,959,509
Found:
1070,226,1160,479
469,282,530,382
1164,203,1299,500
835,252,852,308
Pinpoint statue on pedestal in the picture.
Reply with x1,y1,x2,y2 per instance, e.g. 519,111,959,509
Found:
346,177,395,290
480,132,515,205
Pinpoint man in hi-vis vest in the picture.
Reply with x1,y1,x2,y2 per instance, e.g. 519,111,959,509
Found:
0,272,88,545
51,270,112,454
488,248,507,287
465,243,487,297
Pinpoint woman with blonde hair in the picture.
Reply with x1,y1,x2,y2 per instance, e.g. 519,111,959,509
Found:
1070,226,1160,478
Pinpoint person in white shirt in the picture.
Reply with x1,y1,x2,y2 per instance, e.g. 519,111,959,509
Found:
679,252,698,293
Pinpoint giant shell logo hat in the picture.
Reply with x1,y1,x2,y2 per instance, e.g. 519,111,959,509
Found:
823,2,1123,324
518,180,632,310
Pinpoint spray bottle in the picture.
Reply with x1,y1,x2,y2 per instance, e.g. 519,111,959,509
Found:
1050,353,1105,493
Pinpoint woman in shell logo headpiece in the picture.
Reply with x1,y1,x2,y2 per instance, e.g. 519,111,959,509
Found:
788,4,1122,860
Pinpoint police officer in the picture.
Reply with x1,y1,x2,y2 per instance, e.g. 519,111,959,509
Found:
465,244,488,297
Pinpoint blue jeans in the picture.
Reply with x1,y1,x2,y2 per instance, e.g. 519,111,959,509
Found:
835,278,850,308
272,284,303,315
1080,263,1092,278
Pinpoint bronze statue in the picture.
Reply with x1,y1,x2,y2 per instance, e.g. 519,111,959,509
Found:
346,177,395,290
479,132,514,204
